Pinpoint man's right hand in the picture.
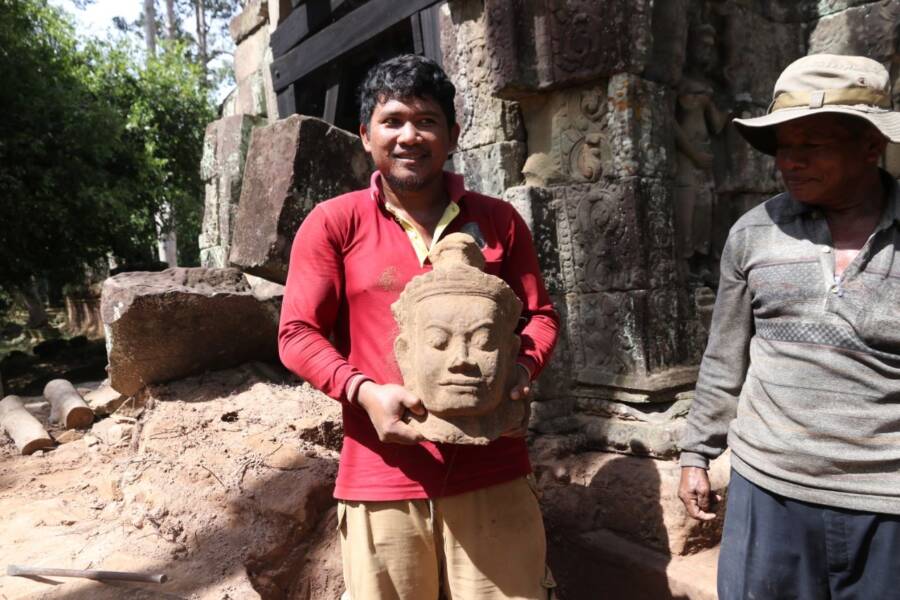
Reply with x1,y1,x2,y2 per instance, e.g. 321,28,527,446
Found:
357,381,426,445
678,466,721,521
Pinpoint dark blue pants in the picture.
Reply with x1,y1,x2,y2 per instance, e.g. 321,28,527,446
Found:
718,470,900,600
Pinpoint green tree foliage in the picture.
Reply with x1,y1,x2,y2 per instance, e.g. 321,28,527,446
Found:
0,0,213,294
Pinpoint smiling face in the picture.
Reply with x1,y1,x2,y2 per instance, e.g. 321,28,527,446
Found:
360,95,460,193
774,114,886,207
398,294,519,417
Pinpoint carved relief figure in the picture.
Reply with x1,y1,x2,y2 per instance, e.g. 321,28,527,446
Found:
392,233,525,444
674,21,728,284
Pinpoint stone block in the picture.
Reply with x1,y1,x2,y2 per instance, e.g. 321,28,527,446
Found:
450,141,526,197
562,290,701,401
549,530,719,600
236,69,269,117
530,398,579,435
230,0,268,44
483,0,653,98
229,115,372,283
760,0,885,22
519,83,610,187
440,0,525,151
552,178,677,294
261,46,279,122
715,111,781,195
533,438,731,556
200,114,264,268
234,25,270,85
267,0,294,29
642,0,690,85
573,397,692,458
502,186,562,293
607,74,675,179
520,78,673,187
101,268,281,396
716,7,807,106
83,382,125,416
809,1,900,65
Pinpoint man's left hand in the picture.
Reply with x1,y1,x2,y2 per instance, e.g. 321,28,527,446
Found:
502,366,532,438
509,365,531,401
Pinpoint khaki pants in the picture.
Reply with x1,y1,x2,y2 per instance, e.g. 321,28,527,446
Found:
338,477,555,600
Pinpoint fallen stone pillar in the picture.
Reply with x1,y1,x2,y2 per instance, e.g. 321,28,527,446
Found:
0,395,54,455
44,379,94,429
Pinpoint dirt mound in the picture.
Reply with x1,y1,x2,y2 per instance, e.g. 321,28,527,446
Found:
0,365,345,599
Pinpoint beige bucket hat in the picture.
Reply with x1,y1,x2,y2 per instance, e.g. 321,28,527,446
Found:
733,54,900,156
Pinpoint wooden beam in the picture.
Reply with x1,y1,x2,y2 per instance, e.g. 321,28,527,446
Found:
271,0,343,58
271,0,443,93
276,82,299,118
419,3,443,65
410,11,424,55
322,66,341,124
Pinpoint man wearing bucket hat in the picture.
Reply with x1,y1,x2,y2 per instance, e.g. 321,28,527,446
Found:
679,54,900,599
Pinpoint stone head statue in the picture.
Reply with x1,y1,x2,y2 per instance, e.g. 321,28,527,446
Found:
392,232,525,444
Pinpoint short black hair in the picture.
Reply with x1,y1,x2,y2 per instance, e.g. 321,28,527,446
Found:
358,54,456,128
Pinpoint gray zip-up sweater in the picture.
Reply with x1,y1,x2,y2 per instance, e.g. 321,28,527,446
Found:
680,171,900,514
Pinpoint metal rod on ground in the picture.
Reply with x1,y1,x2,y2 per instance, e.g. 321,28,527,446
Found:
6,565,168,584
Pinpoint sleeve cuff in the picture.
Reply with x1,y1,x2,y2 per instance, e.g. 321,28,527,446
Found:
679,451,711,469
344,374,372,405
516,357,536,381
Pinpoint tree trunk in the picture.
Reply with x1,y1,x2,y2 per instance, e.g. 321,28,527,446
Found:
144,0,157,56
195,0,208,76
165,0,176,39
12,282,47,329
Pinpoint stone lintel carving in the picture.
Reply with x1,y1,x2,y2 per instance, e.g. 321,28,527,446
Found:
520,83,609,187
553,179,677,294
562,288,703,403
393,233,525,445
520,77,674,189
483,0,653,99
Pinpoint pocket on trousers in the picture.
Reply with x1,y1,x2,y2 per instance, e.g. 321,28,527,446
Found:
857,280,900,352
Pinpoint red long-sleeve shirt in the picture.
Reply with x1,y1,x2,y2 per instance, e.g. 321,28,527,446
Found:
278,171,559,500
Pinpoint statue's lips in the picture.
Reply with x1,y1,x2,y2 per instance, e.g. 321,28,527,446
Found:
438,379,482,390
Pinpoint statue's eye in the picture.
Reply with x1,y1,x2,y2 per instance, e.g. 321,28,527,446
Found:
425,328,449,350
469,327,494,350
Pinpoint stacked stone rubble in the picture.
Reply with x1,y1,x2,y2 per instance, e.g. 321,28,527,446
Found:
200,0,293,269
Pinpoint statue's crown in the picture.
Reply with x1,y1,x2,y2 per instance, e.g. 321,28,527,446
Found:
392,233,522,325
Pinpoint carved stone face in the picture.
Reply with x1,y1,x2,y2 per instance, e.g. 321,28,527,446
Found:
398,294,520,417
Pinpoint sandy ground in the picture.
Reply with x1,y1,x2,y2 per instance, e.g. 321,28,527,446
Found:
0,365,345,600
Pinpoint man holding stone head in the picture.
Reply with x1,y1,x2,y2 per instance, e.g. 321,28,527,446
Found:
278,54,559,599
679,54,900,599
